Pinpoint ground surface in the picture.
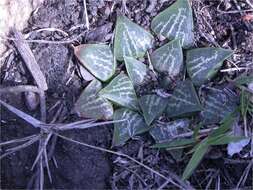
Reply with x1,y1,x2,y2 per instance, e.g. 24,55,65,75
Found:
1,0,252,189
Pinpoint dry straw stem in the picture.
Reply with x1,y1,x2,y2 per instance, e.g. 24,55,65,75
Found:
12,28,48,91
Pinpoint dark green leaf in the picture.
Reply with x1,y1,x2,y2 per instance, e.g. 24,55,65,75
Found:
99,73,139,111
74,80,113,120
75,44,115,81
114,15,154,61
150,119,190,142
124,56,148,85
139,94,168,125
150,39,183,77
151,0,194,48
186,47,233,86
166,80,202,118
112,108,149,146
201,88,238,125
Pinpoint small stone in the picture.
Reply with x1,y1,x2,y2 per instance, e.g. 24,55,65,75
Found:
25,91,39,111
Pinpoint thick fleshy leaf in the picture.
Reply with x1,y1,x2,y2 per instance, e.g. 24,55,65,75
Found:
139,94,168,125
74,44,115,81
166,80,202,118
74,80,113,120
113,108,149,146
124,56,148,85
150,39,183,77
99,73,139,110
150,119,190,142
151,0,194,48
114,15,154,61
201,88,238,125
186,47,233,86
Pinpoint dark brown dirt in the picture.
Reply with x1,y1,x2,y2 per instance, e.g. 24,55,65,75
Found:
1,0,252,189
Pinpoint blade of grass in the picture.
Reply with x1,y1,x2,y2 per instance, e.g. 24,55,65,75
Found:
182,142,209,180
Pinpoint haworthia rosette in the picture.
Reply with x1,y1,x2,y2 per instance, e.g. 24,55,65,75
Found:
186,47,233,86
99,73,139,111
113,108,150,146
114,15,154,61
151,0,194,48
124,56,148,85
150,39,183,77
166,80,202,117
201,88,238,125
74,79,113,120
150,119,190,142
139,94,168,125
74,44,116,81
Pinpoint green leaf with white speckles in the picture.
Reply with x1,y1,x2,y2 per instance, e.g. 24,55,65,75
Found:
74,79,113,120
139,94,168,125
114,15,154,61
150,39,183,77
75,44,116,82
124,56,148,86
186,47,233,86
150,119,190,143
166,80,202,118
201,88,238,125
151,0,194,48
113,108,150,146
99,73,139,111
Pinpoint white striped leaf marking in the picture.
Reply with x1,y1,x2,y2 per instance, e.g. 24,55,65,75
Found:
150,119,190,143
114,15,154,61
201,88,238,125
151,0,194,48
186,47,233,86
139,94,168,125
74,79,113,120
150,39,183,77
124,56,148,86
166,80,202,117
99,73,139,111
113,108,149,146
75,44,115,82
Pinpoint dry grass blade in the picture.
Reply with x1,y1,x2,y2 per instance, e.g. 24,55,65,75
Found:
0,134,37,146
31,133,52,170
0,135,41,159
0,99,43,128
12,28,48,91
55,133,193,190
56,119,126,130
44,148,52,183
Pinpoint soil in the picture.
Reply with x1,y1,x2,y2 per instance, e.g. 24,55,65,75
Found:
1,0,252,189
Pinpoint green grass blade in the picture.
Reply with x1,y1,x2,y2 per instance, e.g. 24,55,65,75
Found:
182,142,209,180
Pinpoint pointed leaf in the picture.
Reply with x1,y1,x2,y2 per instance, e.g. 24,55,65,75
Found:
124,56,148,85
139,94,168,125
150,39,183,77
166,80,202,118
182,142,209,180
186,47,233,86
114,15,154,61
150,119,190,142
113,108,149,146
151,0,194,48
151,138,195,149
99,73,139,110
75,44,115,81
201,88,238,125
74,80,113,120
